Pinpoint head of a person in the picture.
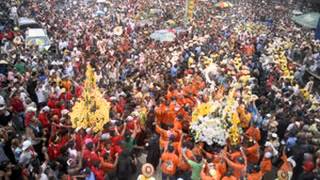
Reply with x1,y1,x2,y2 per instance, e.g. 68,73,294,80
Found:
167,145,174,153
195,155,202,163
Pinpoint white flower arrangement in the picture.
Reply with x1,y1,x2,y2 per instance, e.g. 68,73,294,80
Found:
190,115,228,146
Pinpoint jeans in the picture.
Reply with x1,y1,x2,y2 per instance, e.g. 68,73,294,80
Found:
162,173,175,180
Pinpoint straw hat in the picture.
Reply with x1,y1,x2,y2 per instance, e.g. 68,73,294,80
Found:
141,163,154,178
113,26,123,36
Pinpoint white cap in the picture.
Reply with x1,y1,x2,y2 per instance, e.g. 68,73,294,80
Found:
22,140,32,151
61,109,70,115
26,106,37,112
0,96,5,110
86,128,92,133
42,106,50,112
101,133,110,140
127,116,134,121
271,133,278,138
264,151,272,158
287,157,296,168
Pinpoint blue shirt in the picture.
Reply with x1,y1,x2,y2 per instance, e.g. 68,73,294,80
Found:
170,67,178,77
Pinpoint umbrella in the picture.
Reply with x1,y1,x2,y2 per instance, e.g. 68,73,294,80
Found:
150,30,176,42
214,1,233,8
292,12,320,29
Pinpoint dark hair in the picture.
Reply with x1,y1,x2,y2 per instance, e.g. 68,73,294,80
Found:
195,155,202,163
167,145,174,153
86,142,94,151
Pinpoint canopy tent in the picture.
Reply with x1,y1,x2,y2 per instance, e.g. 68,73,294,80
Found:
292,12,320,29
150,30,176,42
214,1,233,8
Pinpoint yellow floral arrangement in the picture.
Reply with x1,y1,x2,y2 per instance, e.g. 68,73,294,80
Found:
70,65,110,132
192,102,216,122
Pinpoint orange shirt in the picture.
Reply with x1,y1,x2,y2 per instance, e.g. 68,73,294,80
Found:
229,151,241,161
155,104,166,123
216,161,227,176
245,127,261,142
221,175,237,180
247,171,263,180
163,110,176,125
161,152,179,175
246,143,260,164
173,119,183,131
279,154,292,172
226,159,246,178
166,90,178,100
260,157,272,174
177,147,193,171
156,126,178,149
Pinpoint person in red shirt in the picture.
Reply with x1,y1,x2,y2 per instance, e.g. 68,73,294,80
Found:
83,141,100,168
38,106,50,129
109,123,127,157
5,30,14,41
91,161,105,180
10,92,25,113
24,107,37,127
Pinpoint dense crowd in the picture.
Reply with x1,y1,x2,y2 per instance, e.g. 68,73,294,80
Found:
0,0,319,180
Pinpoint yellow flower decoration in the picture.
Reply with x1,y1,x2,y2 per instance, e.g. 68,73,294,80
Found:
70,65,110,132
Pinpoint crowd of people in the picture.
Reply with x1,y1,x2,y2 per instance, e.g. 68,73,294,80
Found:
0,0,319,179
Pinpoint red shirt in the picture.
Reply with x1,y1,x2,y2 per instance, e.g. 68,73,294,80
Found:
110,135,123,157
75,85,83,98
10,97,25,113
38,112,49,129
47,98,58,108
83,149,100,167
25,112,35,127
6,31,14,41
91,166,104,180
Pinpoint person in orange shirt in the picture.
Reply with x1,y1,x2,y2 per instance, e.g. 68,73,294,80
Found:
221,170,237,180
176,134,192,179
245,123,261,142
237,104,251,129
192,142,204,156
155,99,166,124
166,86,178,101
163,109,176,126
247,165,263,180
200,160,222,180
276,148,295,180
161,145,179,180
222,147,247,179
173,114,183,132
260,151,273,174
155,124,178,150
244,138,260,164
